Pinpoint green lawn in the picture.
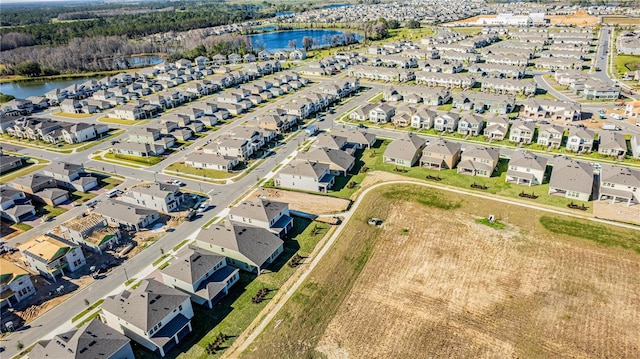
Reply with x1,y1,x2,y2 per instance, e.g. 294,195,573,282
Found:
97,117,150,126
165,162,236,179
96,175,123,190
613,54,640,76
451,27,482,35
69,190,97,204
354,140,594,211
74,129,126,152
0,160,49,184
173,239,190,252
387,26,436,41
539,216,640,253
103,152,163,166
152,254,171,267
36,204,68,219
132,217,331,359
71,299,104,323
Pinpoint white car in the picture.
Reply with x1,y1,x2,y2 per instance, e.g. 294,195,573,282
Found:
197,203,210,212
171,180,185,186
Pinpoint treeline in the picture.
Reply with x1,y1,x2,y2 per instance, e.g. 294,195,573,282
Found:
0,3,263,50
1,36,164,74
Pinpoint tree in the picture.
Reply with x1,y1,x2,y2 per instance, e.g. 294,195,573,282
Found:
387,19,401,29
302,36,316,52
287,39,297,50
373,21,388,40
14,61,41,77
406,20,421,29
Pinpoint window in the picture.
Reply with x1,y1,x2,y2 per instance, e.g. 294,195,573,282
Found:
179,305,183,311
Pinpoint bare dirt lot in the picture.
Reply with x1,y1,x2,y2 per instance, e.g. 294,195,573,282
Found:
249,188,351,214
242,184,640,359
446,11,598,27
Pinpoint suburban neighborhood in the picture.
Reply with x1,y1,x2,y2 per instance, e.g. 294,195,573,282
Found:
0,0,639,358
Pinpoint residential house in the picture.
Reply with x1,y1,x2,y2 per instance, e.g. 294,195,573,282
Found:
481,78,537,96
211,136,252,160
632,135,640,159
93,200,159,231
452,92,515,115
420,138,461,170
194,221,284,274
313,133,348,151
30,319,134,359
101,279,194,357
0,187,36,223
598,165,640,205
18,234,86,282
410,108,437,130
598,131,628,157
383,133,426,167
506,150,548,186
624,101,640,119
348,65,415,82
548,157,594,201
415,72,476,88
112,104,145,121
434,112,460,133
523,99,581,122
59,213,121,254
328,128,376,149
120,182,183,213
0,258,35,309
457,114,485,136
11,174,69,207
298,147,355,176
566,127,595,153
42,161,97,192
369,103,396,123
457,145,500,178
508,120,536,144
112,142,165,158
184,152,238,172
274,160,334,193
349,103,376,121
160,245,240,309
228,197,294,238
0,154,25,174
483,116,510,141
537,124,565,149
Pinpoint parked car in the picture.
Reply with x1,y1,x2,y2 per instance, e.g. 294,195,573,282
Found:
197,203,210,212
172,180,185,186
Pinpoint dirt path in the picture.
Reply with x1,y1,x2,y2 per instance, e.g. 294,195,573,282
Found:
247,188,351,214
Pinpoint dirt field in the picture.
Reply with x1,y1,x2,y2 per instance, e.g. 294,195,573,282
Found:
547,11,599,26
594,200,640,225
242,184,640,359
248,188,351,214
446,11,598,27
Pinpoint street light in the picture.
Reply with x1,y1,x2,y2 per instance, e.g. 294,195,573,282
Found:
123,267,129,281
153,172,157,182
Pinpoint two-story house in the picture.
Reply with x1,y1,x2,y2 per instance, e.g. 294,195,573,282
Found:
483,116,510,141
161,245,240,309
18,234,86,282
457,145,501,178
194,221,284,274
508,120,536,144
120,182,183,213
420,138,461,170
274,160,334,193
506,150,548,186
101,279,194,357
598,131,628,157
434,112,460,133
42,161,98,193
457,114,485,136
566,127,595,153
298,147,355,177
228,197,294,238
383,133,427,167
537,124,565,149
93,200,159,231
30,319,134,359
0,258,35,309
598,165,640,206
548,157,594,202
0,187,36,223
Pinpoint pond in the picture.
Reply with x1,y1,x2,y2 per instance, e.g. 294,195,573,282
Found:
0,55,163,99
248,29,360,52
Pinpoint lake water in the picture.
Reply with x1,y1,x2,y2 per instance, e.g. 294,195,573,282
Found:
0,55,163,99
248,29,360,52
0,77,104,99
323,4,353,8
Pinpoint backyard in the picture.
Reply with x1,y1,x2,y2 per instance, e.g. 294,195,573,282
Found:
241,184,640,358
132,217,333,359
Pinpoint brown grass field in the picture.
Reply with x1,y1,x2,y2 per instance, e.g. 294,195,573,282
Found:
240,184,640,359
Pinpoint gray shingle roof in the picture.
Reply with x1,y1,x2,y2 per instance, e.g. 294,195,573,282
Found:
508,150,548,171
279,160,329,179
549,158,594,194
383,133,426,162
29,319,130,359
161,245,226,285
195,222,283,268
102,279,189,331
298,147,355,172
229,197,288,224
423,138,461,156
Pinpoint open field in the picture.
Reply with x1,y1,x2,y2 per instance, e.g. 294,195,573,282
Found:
546,11,599,26
249,188,351,214
242,184,640,359
603,16,640,25
613,54,640,76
